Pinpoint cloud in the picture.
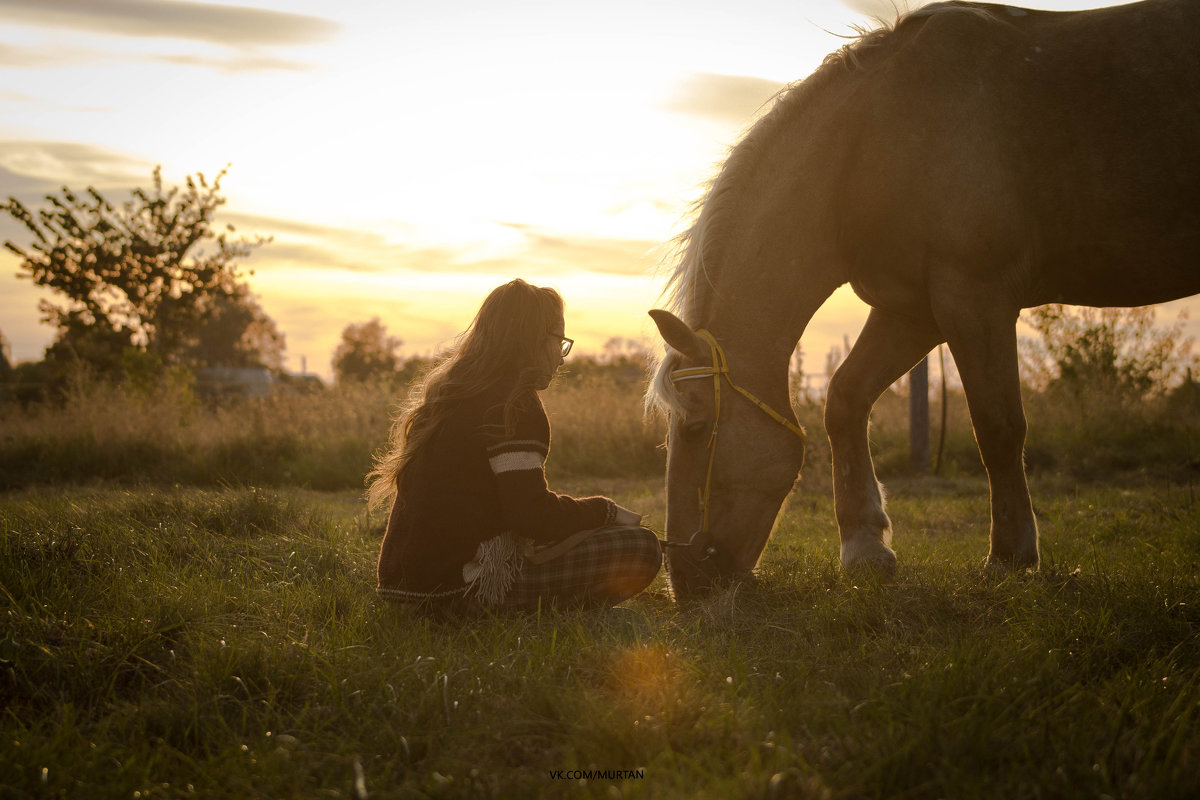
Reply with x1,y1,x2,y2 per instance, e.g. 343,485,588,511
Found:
0,81,114,112
500,224,660,277
243,232,477,280
221,212,355,241
0,89,35,103
249,240,446,275
0,41,316,72
217,217,463,276
0,165,57,198
0,42,75,67
0,145,152,266
154,51,315,73
0,140,151,199
664,73,787,125
240,217,662,280
1,140,665,287
0,0,340,47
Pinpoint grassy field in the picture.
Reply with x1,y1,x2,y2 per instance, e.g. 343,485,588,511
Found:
3,472,1198,799
3,374,1200,798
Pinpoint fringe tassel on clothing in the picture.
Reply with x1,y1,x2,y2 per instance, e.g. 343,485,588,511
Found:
462,532,527,607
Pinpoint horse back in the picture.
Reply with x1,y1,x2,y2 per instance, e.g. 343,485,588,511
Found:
835,0,1200,309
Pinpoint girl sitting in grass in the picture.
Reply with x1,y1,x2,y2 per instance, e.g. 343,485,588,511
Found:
367,278,661,612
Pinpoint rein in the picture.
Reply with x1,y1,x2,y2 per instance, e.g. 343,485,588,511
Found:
664,329,807,561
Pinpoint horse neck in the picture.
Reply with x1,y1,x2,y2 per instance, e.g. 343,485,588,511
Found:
708,135,847,332
694,214,843,395
683,65,863,392
687,271,831,409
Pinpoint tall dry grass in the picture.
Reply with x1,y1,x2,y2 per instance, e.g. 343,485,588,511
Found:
841,379,1200,486
0,368,668,491
543,373,665,479
4,364,1199,492
1,374,391,490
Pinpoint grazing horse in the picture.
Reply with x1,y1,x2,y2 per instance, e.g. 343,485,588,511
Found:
647,0,1200,597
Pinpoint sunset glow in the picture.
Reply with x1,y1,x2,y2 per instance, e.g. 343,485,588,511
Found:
0,0,1161,380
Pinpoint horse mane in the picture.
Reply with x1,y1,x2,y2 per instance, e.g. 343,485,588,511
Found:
646,1,979,418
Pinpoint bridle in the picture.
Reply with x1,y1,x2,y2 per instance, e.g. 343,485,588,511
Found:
663,329,807,563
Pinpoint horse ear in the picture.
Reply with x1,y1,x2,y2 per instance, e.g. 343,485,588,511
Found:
649,309,705,362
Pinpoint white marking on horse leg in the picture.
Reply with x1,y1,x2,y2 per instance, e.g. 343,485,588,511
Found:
840,480,897,572
840,534,897,572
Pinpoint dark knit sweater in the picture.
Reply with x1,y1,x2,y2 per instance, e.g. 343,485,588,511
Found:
377,382,615,597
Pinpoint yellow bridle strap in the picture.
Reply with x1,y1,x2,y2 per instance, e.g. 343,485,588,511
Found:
728,383,807,440
668,329,807,543
670,330,807,442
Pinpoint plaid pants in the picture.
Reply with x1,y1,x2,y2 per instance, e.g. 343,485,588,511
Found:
497,525,662,610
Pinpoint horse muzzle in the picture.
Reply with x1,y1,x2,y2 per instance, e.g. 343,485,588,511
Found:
662,528,748,598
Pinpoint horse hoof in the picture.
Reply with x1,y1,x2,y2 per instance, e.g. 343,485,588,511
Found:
840,540,897,577
983,552,1040,573
844,555,897,579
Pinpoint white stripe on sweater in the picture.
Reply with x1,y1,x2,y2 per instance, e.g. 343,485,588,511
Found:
488,450,544,474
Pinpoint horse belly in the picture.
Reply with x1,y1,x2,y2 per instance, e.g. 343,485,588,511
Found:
1030,222,1200,309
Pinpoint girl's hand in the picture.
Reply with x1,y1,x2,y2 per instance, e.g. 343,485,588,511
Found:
613,505,642,526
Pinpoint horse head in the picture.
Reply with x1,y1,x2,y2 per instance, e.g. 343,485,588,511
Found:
649,309,806,598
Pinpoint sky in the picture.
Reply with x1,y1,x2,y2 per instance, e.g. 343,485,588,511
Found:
0,0,1164,383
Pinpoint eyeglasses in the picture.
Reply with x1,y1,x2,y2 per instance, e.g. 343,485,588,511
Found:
553,335,573,357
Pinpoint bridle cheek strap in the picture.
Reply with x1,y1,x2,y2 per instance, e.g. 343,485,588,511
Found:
668,329,807,552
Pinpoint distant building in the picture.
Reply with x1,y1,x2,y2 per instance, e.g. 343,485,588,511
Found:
196,366,274,398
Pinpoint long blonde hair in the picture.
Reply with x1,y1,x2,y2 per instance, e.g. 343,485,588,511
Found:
366,278,564,511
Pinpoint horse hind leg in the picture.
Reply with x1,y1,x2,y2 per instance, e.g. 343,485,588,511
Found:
935,298,1040,569
825,308,943,573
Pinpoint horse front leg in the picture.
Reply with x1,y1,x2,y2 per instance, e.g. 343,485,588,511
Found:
937,301,1040,568
825,308,943,572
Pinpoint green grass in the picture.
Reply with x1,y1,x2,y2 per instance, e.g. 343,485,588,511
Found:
3,475,1198,799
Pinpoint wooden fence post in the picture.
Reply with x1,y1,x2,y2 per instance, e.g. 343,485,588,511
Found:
909,356,930,473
